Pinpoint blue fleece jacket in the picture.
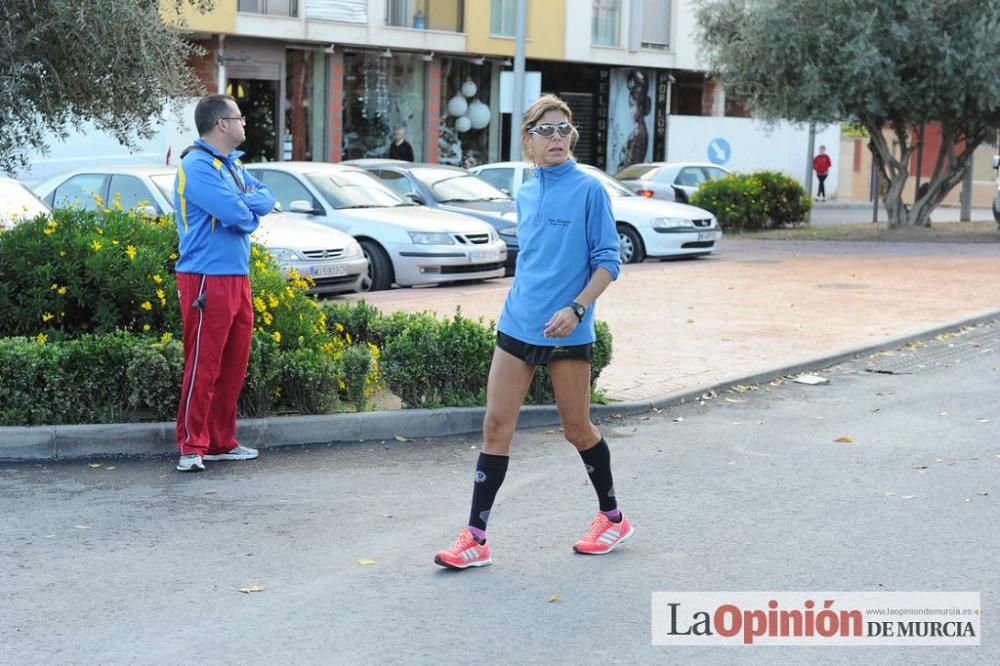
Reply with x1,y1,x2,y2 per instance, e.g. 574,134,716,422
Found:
173,139,275,275
498,159,621,346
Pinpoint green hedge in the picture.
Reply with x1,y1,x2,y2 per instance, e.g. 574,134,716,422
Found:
690,171,811,231
0,209,616,424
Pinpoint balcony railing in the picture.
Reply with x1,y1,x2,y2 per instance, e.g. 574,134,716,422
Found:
386,0,464,32
238,0,298,17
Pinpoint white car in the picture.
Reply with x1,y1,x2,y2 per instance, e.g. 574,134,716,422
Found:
35,166,368,295
614,162,731,203
0,178,50,230
244,162,507,291
470,162,722,263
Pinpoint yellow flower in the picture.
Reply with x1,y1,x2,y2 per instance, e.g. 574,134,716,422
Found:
334,322,345,333
254,260,266,271
44,222,57,236
126,245,137,260
253,296,266,313
169,253,178,260
156,288,166,301
59,251,66,257
152,274,163,284
160,332,173,344
35,333,48,344
93,194,104,207
143,324,151,332
112,239,119,245
91,240,103,251
267,294,279,308
262,311,273,325
272,331,281,344
42,312,54,322
141,301,152,311
58,286,67,295
50,283,58,290
96,227,103,235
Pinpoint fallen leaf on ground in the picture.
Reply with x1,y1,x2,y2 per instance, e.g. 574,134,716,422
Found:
74,524,90,529
725,397,747,404
205,490,217,495
549,594,560,603
912,465,928,470
976,418,990,423
939,412,948,416
976,491,989,496
394,435,411,442
357,559,377,566
672,416,684,423
380,513,394,518
238,586,265,594
686,319,695,324
105,466,115,470
546,429,556,434
884,492,895,496
900,495,916,500
834,435,854,443
701,390,717,400
88,463,101,468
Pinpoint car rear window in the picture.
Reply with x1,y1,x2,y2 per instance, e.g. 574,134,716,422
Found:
615,165,658,180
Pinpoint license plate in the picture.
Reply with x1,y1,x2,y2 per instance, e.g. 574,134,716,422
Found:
470,249,500,262
312,263,348,278
697,231,719,241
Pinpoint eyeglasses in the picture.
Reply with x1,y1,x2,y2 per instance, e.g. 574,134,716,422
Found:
219,115,247,125
528,122,574,139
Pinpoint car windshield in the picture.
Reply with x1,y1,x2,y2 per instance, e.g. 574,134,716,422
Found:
579,166,635,198
149,174,176,207
305,170,408,209
615,165,658,181
410,168,511,203
0,180,49,226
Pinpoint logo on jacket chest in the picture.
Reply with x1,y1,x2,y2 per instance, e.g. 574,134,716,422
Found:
547,217,573,227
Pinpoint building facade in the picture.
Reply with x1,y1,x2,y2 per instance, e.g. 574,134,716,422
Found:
174,0,731,171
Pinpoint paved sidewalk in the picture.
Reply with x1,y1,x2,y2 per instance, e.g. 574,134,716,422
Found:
1,238,998,459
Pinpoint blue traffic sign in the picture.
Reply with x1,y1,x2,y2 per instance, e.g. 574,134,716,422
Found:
707,137,731,165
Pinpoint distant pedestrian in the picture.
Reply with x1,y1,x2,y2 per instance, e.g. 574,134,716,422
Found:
813,145,832,201
388,127,415,162
172,94,276,472
433,94,631,570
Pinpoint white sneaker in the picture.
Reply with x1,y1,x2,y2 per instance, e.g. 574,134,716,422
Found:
203,445,259,462
176,454,205,472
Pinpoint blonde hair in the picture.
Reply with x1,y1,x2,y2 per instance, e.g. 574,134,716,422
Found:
521,93,579,163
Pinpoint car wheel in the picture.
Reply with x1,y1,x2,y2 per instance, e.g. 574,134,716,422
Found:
617,224,646,264
672,186,688,203
993,192,1000,223
359,240,393,291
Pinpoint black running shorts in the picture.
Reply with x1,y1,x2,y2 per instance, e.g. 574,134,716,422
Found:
496,331,593,366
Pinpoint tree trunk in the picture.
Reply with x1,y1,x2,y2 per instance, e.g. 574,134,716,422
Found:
865,117,985,228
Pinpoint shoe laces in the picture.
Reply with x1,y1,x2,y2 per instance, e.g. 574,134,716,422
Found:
585,515,610,541
451,530,477,552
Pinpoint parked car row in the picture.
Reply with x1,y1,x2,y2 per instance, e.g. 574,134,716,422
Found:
5,157,724,296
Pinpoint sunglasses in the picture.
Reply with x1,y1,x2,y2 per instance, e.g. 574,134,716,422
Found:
528,122,574,138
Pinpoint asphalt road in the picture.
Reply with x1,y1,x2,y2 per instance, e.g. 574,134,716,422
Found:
2,323,997,665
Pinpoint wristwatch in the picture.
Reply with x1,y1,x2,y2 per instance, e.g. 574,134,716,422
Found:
569,302,586,322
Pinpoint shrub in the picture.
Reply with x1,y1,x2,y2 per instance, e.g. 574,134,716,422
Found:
125,335,184,421
690,172,810,230
279,346,343,415
381,311,495,408
0,209,181,339
341,344,373,412
323,299,410,348
525,320,614,404
238,331,283,418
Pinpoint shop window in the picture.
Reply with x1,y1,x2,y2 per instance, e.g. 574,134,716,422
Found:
285,50,321,161
641,0,670,50
439,58,493,167
342,52,425,161
592,0,621,47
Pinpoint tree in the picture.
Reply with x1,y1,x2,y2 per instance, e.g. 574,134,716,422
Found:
696,0,1000,227
0,1,211,175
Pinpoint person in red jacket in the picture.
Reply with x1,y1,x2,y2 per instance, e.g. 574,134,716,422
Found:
813,146,832,201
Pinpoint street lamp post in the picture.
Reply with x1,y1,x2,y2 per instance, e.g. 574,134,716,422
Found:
508,0,527,161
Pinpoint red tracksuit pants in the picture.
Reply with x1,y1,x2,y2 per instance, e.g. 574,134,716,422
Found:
175,273,254,456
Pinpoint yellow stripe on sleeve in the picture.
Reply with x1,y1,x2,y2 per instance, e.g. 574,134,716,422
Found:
176,165,189,231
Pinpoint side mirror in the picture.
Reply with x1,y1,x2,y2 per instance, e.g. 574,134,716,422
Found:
406,192,425,205
289,200,316,214
272,202,283,212
993,155,1000,170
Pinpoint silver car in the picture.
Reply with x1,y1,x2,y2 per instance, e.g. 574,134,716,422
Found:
34,166,368,295
244,162,507,291
615,162,731,203
0,178,50,230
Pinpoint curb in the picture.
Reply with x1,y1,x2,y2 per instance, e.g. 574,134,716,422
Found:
2,310,998,461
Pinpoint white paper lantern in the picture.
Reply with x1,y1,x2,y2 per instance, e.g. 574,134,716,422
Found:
454,115,472,133
467,100,491,129
460,79,478,98
447,94,468,117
